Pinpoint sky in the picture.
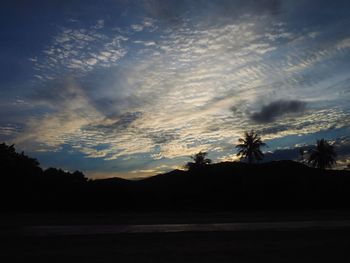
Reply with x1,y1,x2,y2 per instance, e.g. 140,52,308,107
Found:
1,0,350,179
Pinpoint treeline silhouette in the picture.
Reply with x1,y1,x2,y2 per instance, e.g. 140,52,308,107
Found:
1,141,350,212
0,143,87,211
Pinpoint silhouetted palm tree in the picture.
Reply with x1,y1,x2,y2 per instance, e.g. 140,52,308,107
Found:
308,139,336,169
186,151,212,171
236,130,266,164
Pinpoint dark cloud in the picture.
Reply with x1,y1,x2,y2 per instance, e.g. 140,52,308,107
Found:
258,124,290,135
108,111,142,130
84,111,142,133
149,131,178,144
251,100,307,123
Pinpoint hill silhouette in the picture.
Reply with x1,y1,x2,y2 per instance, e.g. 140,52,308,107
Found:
2,142,350,211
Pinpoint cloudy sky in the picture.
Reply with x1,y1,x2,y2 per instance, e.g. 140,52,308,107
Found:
1,0,350,178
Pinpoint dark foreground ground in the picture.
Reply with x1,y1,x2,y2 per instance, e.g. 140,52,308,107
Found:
3,230,350,263
3,211,350,263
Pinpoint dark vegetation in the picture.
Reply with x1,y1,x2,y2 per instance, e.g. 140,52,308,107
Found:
185,151,212,171
1,135,349,212
236,130,266,164
308,139,337,169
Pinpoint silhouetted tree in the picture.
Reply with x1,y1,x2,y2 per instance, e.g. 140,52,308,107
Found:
0,143,41,178
72,170,88,182
186,151,212,171
236,130,266,164
44,167,87,183
0,143,16,162
0,142,88,194
308,139,336,170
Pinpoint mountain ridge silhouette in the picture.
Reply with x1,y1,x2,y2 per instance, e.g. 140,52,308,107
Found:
1,141,350,211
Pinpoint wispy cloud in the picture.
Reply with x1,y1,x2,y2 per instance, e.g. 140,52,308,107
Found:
8,4,350,178
131,17,157,32
30,19,128,81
